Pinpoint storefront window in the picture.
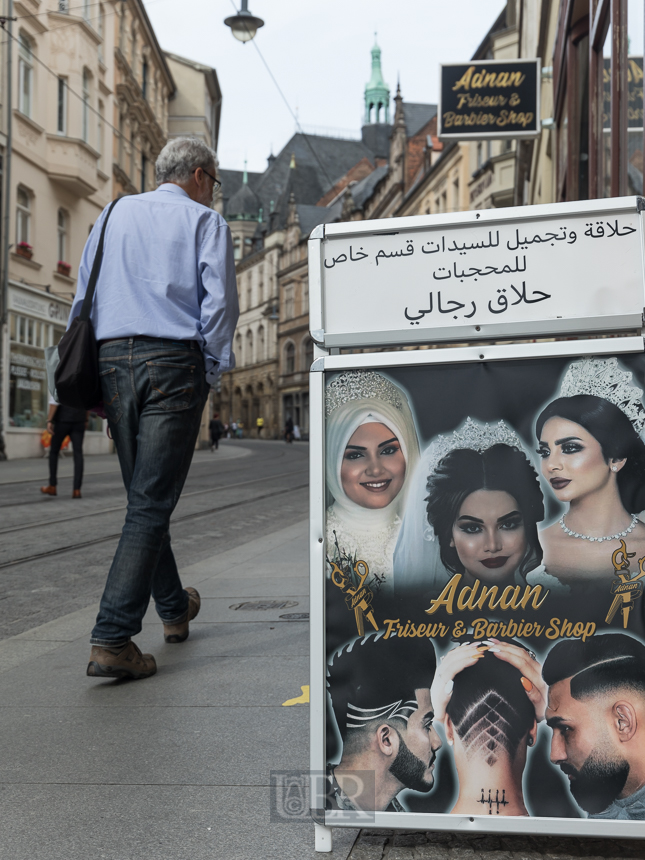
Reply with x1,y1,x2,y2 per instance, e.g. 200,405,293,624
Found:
9,333,48,429
8,312,66,429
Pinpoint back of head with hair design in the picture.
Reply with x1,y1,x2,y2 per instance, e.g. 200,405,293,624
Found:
535,395,645,514
446,645,535,766
543,633,645,698
425,444,544,577
327,634,437,744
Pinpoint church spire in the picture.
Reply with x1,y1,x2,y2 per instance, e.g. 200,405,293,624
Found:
364,35,390,124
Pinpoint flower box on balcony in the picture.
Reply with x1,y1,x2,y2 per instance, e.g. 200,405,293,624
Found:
57,261,71,277
16,242,33,260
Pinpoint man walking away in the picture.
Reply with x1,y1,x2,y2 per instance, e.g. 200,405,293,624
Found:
41,399,88,498
209,412,224,451
68,137,238,680
256,416,264,437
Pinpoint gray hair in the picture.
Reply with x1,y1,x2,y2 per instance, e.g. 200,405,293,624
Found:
155,137,218,185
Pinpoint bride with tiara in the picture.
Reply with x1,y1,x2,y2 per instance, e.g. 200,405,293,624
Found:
393,418,564,597
535,357,645,584
325,370,419,593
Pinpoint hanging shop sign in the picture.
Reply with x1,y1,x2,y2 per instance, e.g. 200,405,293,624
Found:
308,197,645,844
438,58,540,140
308,197,645,350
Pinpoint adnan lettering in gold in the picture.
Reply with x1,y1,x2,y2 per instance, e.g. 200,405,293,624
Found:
452,66,527,91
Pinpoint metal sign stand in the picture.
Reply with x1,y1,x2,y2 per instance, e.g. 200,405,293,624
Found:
308,198,645,852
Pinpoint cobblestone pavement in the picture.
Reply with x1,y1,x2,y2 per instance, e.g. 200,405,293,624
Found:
347,829,645,860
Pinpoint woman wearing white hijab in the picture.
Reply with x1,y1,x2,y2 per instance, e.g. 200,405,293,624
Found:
325,371,420,593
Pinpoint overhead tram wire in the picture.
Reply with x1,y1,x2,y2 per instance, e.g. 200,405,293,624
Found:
226,0,334,189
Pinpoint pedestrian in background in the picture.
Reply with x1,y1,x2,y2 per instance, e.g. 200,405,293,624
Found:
284,416,294,443
256,416,264,436
237,421,244,439
69,137,238,681
230,420,238,438
209,412,224,451
41,399,88,498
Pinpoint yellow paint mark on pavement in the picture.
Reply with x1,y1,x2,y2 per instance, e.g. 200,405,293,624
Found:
282,685,310,706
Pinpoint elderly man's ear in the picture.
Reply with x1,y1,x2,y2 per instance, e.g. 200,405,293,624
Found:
375,723,401,758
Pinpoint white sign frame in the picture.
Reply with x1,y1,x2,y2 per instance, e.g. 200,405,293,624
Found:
308,197,645,351
309,336,645,846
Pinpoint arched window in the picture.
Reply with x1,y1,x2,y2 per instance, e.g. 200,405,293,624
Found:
257,325,265,362
285,342,295,375
302,338,313,371
246,330,254,365
235,332,243,365
18,34,33,117
82,69,90,143
57,209,67,262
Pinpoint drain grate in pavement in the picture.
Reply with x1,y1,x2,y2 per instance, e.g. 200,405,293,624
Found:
229,600,299,611
279,612,309,621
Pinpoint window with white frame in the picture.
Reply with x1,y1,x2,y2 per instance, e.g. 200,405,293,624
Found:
18,34,33,117
57,209,67,262
16,187,31,246
82,69,90,143
57,77,67,134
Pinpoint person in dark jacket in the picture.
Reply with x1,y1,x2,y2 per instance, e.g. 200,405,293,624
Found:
41,400,88,498
209,413,224,451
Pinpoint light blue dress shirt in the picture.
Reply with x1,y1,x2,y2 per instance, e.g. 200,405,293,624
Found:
69,183,239,383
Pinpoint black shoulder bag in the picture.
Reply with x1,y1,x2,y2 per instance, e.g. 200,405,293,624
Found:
52,197,120,409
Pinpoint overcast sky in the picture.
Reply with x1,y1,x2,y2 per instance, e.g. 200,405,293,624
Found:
142,0,508,174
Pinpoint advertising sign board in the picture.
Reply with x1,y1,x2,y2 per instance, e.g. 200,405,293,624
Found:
438,59,540,140
309,198,645,846
309,198,645,349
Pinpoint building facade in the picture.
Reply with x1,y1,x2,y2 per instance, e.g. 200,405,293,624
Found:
2,0,115,459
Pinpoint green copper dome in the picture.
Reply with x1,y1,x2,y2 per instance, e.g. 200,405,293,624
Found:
364,37,390,124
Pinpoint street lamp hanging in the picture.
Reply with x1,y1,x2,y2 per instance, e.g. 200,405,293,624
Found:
224,0,264,43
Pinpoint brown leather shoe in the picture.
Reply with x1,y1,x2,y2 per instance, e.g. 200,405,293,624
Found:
86,641,157,680
163,587,201,643
72,490,82,499
40,485,57,496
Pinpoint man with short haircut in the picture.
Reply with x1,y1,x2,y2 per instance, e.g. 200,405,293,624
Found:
543,633,645,819
326,634,441,812
70,137,238,680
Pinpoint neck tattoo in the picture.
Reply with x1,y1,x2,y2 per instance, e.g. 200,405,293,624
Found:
478,788,509,815
559,513,639,543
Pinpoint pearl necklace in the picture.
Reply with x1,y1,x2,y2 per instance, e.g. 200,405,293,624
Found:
559,513,640,542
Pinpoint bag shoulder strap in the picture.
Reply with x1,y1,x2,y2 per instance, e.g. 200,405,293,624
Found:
79,196,121,323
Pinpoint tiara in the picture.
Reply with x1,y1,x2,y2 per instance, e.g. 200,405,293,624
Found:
425,418,526,479
326,371,404,417
559,358,645,433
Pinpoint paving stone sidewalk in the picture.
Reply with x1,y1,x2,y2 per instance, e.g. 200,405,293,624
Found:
347,829,644,860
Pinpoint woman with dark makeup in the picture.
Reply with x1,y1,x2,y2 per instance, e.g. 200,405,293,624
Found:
394,419,558,597
535,358,645,585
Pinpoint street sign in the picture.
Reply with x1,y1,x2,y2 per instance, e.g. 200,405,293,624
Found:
308,197,645,847
438,59,540,140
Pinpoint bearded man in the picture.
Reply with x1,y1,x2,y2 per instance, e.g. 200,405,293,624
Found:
326,633,441,812
543,633,645,819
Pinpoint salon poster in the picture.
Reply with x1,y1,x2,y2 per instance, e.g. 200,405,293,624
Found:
324,354,645,823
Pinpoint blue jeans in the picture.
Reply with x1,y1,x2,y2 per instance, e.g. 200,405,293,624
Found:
90,337,209,646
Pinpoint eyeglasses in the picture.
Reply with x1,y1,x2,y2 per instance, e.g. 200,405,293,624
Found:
194,167,221,193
